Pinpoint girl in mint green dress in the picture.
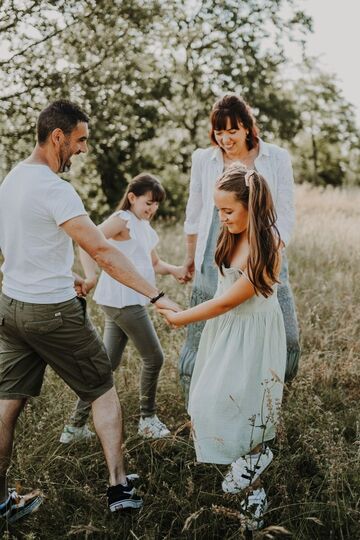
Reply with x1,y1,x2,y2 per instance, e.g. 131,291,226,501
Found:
159,163,286,530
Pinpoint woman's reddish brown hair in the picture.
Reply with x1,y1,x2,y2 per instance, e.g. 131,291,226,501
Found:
210,94,259,150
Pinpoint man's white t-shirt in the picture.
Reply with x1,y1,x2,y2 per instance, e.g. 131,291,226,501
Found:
0,163,87,303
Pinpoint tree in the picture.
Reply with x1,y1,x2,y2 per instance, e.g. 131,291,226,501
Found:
4,0,357,218
289,59,360,186
0,1,168,213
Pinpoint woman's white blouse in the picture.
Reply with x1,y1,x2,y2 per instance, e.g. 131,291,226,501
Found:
183,139,295,272
93,210,159,308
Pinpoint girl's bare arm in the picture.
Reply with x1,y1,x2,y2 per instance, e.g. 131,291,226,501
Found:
78,215,129,289
151,249,186,280
158,274,255,327
159,251,282,327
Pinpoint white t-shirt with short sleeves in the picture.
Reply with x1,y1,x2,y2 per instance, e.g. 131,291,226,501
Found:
0,163,87,303
93,210,159,308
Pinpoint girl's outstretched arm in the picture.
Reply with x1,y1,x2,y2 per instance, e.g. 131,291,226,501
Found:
158,274,256,327
78,214,130,292
151,249,188,281
159,248,282,326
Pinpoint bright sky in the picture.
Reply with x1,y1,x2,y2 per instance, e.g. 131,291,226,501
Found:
303,0,360,124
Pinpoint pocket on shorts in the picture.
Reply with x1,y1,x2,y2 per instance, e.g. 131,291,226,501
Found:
73,338,111,388
24,316,63,334
57,297,86,327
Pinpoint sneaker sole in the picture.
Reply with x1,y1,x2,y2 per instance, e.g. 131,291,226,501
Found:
7,496,43,524
109,499,143,511
241,518,265,531
59,436,72,444
137,430,171,439
126,474,140,481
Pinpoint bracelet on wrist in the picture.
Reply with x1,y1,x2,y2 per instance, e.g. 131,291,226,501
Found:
150,291,165,304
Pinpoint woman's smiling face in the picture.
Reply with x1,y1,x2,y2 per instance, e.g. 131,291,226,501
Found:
213,117,248,157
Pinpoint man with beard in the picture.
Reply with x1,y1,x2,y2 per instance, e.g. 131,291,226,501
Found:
0,100,177,522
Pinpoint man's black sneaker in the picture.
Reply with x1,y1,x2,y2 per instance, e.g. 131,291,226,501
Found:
107,480,143,511
0,489,43,523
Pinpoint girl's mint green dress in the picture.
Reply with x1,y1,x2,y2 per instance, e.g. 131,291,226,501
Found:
188,267,286,464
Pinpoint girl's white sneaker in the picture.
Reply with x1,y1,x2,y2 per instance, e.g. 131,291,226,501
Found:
240,487,268,531
222,446,273,493
59,424,95,444
138,415,171,439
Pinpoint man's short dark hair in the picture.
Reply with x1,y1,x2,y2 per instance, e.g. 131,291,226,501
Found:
37,100,89,145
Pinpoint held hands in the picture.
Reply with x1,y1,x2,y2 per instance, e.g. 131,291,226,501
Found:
156,308,184,328
73,273,97,297
155,295,182,312
153,294,184,328
171,265,192,284
174,260,195,284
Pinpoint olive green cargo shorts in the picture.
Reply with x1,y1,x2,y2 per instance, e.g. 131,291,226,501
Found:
0,293,113,402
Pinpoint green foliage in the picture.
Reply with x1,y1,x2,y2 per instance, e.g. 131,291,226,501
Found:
0,0,359,218
289,60,360,187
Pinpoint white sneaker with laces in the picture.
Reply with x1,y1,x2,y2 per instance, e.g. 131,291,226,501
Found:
59,424,95,444
138,415,171,439
222,446,273,493
240,487,268,531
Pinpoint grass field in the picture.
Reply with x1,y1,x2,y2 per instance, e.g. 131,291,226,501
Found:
1,184,360,539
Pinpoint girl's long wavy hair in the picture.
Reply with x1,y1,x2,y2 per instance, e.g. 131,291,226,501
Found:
214,164,281,297
116,173,165,211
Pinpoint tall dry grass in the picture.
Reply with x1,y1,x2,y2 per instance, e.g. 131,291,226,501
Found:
0,184,359,539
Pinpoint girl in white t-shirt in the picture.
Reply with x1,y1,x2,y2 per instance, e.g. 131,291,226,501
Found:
60,174,184,442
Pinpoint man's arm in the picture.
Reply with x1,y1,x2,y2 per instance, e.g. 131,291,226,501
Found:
61,215,180,310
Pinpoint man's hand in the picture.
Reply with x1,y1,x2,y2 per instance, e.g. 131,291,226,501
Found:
154,295,182,312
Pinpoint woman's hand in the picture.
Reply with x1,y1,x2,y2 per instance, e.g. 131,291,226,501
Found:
174,260,194,284
157,308,184,328
171,265,193,284
83,277,97,294
183,259,195,280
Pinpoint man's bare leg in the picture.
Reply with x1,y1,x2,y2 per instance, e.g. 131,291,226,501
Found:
91,387,127,486
0,398,26,502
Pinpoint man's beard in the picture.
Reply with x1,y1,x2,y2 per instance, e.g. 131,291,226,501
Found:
58,143,72,173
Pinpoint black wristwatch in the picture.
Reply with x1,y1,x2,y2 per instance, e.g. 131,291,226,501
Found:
150,291,165,304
